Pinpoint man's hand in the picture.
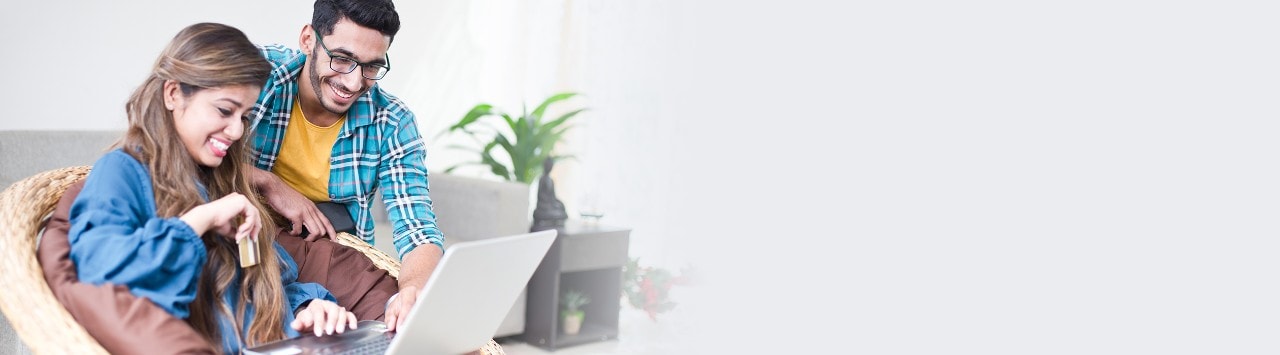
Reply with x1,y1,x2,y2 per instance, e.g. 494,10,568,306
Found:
385,244,444,331
383,285,418,332
249,166,336,241
292,299,358,336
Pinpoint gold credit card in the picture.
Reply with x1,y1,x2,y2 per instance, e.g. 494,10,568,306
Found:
238,237,259,268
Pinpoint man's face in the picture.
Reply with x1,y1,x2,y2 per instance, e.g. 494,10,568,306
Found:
304,19,392,115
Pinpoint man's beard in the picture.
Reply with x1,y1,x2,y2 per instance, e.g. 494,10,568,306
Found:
308,47,357,116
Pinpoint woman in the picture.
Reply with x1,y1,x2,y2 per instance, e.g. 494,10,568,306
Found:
68,22,356,354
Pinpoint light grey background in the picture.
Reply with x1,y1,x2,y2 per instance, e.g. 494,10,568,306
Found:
5,0,1280,354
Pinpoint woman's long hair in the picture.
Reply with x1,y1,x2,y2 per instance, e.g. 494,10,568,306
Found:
118,22,285,351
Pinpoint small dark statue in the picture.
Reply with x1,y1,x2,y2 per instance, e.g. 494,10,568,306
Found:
531,158,568,232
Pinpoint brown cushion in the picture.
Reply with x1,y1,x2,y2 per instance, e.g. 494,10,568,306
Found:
38,181,216,355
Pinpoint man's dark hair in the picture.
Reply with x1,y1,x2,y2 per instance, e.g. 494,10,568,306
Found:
313,0,401,41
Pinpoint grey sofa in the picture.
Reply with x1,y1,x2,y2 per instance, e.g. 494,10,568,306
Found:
0,130,532,353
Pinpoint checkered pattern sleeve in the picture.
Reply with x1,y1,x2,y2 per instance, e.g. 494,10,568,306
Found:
378,109,445,259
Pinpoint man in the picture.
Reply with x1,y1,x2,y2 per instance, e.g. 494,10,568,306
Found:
246,0,440,331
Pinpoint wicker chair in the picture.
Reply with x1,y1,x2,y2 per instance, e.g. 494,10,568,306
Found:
0,166,504,355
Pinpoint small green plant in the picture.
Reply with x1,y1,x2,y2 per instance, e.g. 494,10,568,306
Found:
560,289,591,318
441,92,586,184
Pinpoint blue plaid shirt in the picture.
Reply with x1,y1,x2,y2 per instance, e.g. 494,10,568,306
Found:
247,44,443,259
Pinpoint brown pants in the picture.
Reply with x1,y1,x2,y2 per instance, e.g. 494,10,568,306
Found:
274,233,400,321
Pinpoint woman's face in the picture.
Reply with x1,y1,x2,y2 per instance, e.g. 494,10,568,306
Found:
166,82,260,167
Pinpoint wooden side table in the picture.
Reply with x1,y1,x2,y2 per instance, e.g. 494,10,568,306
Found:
523,220,630,350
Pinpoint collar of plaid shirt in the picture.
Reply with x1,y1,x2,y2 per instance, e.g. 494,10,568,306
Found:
251,45,379,136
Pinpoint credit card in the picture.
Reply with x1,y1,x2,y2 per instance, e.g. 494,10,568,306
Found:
239,237,259,268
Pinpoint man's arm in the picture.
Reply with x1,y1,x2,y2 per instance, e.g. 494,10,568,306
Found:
375,114,447,331
397,243,441,291
247,164,336,240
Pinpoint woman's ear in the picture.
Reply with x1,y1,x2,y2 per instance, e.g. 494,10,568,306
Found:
162,80,182,111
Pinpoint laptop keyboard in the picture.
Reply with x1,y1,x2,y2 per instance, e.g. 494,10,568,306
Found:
329,336,390,355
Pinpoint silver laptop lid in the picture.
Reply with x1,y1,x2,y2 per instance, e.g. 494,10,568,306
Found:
386,229,556,354
244,230,556,355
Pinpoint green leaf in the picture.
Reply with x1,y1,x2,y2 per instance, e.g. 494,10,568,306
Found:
552,154,577,163
493,134,516,158
441,104,494,138
480,153,511,181
499,112,516,132
531,92,578,123
542,108,586,133
480,140,512,180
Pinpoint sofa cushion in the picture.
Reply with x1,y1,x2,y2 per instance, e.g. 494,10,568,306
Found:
0,131,118,189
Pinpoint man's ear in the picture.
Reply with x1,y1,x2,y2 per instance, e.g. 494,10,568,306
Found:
299,24,315,54
162,80,183,111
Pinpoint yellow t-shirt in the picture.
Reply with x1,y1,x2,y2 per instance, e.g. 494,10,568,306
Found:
273,100,345,202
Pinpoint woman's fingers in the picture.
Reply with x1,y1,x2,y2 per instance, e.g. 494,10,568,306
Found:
298,300,354,336
325,302,342,335
292,308,313,331
336,306,349,333
293,302,372,338
242,201,260,241
310,305,325,337
236,221,253,242
197,193,263,242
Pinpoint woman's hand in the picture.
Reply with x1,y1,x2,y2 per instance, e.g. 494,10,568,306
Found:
179,192,260,242
292,299,358,336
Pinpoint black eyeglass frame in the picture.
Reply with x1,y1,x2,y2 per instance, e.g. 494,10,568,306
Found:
313,28,391,80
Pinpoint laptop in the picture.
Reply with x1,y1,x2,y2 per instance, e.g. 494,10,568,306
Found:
244,230,557,355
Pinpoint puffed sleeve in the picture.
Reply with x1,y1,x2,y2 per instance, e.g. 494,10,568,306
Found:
68,151,208,319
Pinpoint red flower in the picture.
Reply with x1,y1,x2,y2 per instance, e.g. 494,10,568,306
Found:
623,258,691,321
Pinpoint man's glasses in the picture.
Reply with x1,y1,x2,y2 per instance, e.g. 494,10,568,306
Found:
314,28,391,80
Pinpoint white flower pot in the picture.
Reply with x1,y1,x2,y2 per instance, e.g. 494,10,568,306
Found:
563,312,584,335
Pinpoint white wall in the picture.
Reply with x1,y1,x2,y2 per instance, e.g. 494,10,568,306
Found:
0,1,312,130
670,1,1280,354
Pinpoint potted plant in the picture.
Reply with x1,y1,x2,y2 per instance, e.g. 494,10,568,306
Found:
622,257,691,321
441,92,587,184
560,289,591,335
